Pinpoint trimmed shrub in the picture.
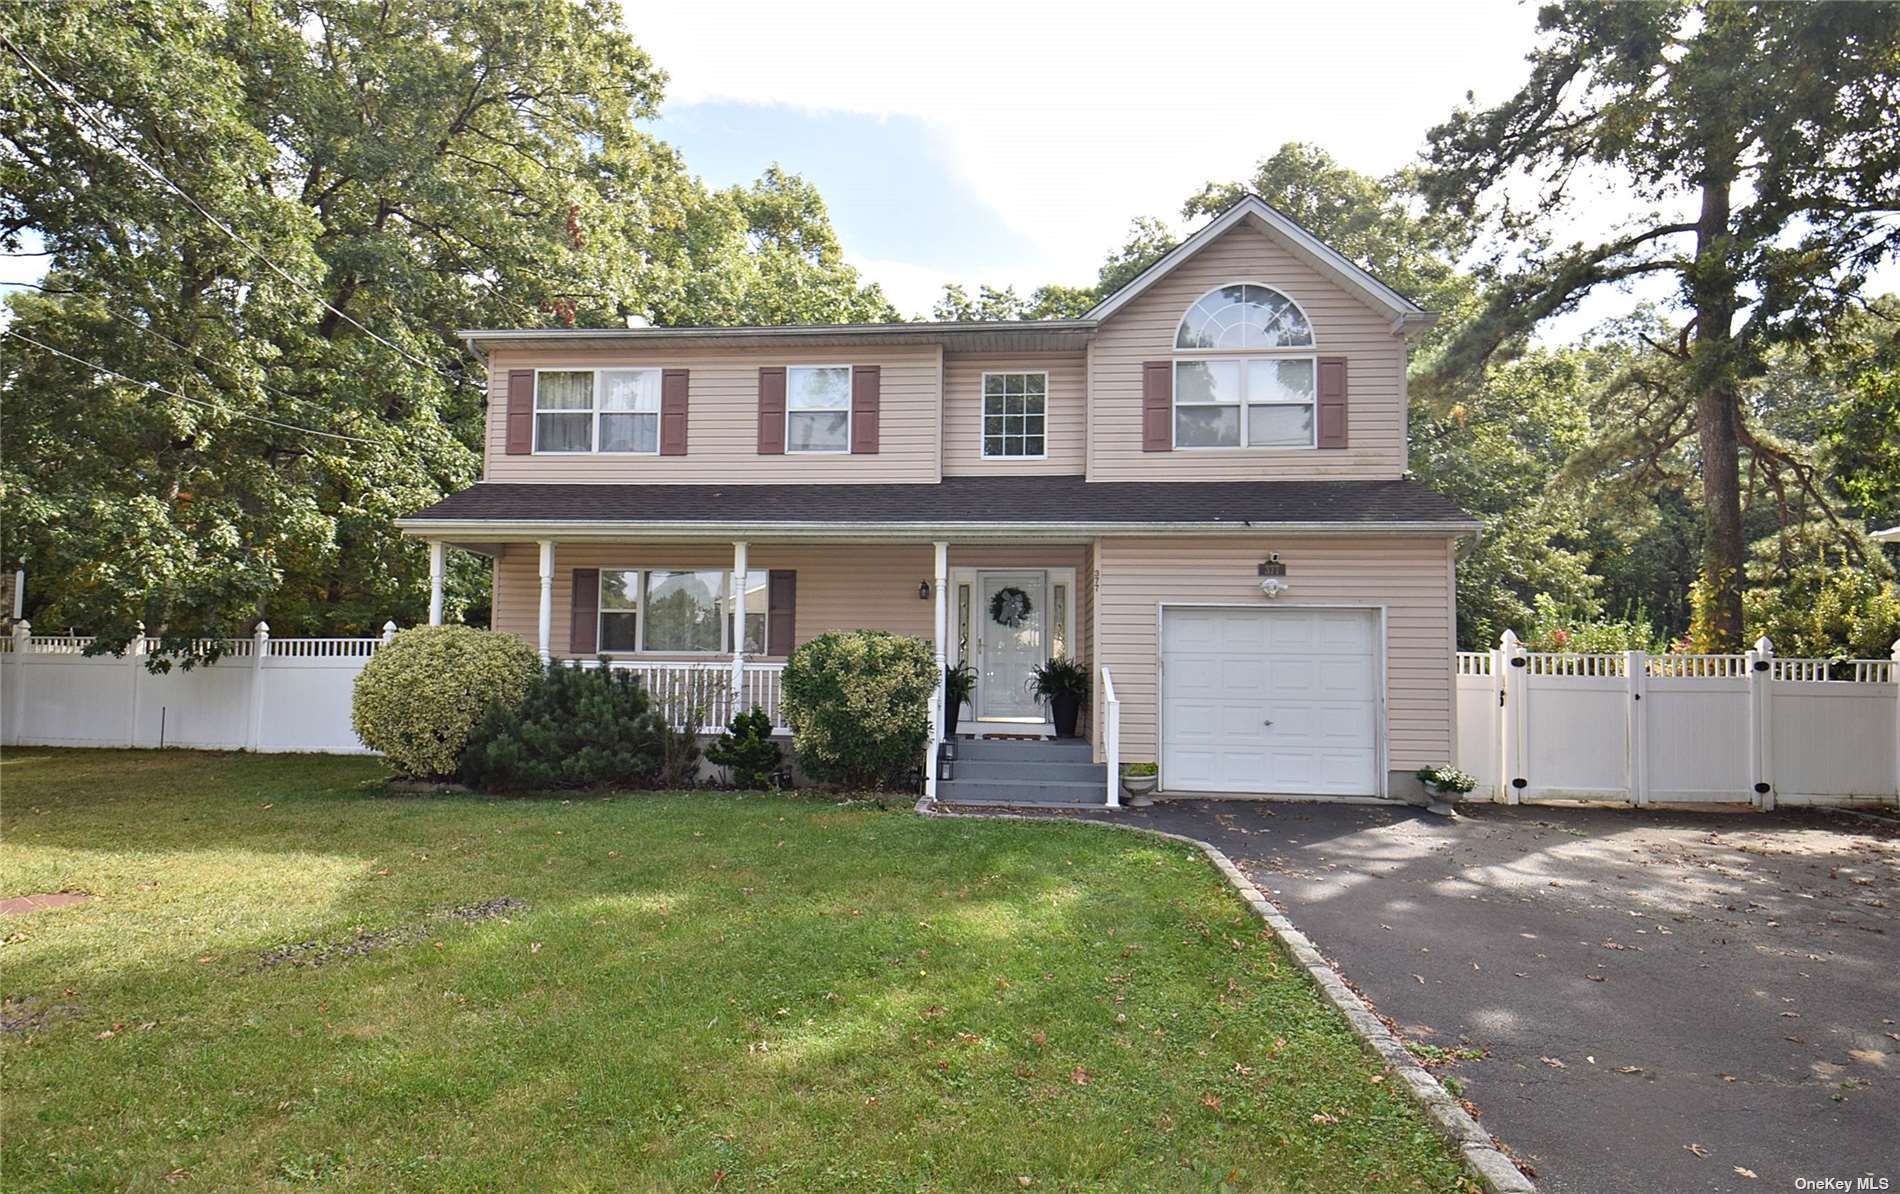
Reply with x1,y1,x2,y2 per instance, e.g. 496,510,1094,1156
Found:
779,630,935,790
706,706,782,789
460,664,680,792
352,626,539,779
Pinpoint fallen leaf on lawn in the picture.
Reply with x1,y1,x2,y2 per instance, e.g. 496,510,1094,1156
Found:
1539,1056,1566,1068
1017,1178,1032,1188
196,956,213,964
1201,1093,1222,1110
1311,1112,1339,1125
1070,1068,1091,1085
1369,1073,1385,1084
1734,1166,1758,1179
1685,1143,1709,1158
260,803,273,810
1031,1030,1046,1046
529,942,542,954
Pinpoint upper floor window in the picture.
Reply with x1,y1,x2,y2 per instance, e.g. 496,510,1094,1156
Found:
1173,285,1316,449
535,368,660,454
1175,283,1313,350
787,365,851,453
981,371,1047,458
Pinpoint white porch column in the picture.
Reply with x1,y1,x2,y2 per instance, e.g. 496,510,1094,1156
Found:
730,540,749,720
930,542,949,797
427,540,445,626
536,540,555,662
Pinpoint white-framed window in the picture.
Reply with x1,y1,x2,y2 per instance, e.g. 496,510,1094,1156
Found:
534,368,661,454
980,371,1047,458
599,568,770,655
786,365,851,453
1173,284,1316,449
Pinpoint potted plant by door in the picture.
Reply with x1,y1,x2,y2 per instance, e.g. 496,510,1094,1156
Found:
943,661,975,740
1414,765,1476,816
1120,762,1158,806
1028,656,1089,738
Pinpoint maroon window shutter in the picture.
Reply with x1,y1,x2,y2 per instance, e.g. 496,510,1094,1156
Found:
506,369,534,454
767,570,796,656
660,368,689,456
1317,356,1349,449
1141,361,1172,452
850,365,880,454
570,569,599,655
757,367,786,454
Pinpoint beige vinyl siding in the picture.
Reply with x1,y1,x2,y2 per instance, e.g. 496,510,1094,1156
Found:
1087,223,1408,481
1091,534,1456,772
491,541,1092,660
482,345,942,484
941,352,1086,476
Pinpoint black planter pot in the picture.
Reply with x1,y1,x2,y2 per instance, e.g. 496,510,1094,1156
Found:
944,696,963,739
1049,693,1081,738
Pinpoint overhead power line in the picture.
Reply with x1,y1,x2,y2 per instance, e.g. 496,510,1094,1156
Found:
5,328,382,445
0,31,467,386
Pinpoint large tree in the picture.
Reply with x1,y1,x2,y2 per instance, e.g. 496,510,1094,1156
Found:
0,0,889,659
1420,0,1900,648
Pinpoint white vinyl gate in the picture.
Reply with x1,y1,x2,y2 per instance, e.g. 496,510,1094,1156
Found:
1455,632,1899,807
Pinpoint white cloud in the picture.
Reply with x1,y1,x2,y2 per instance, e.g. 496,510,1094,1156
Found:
627,0,1544,287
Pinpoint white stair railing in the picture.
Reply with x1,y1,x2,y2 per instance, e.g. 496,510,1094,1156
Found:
1102,665,1121,809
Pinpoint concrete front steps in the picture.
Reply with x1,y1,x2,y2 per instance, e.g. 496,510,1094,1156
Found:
935,736,1109,807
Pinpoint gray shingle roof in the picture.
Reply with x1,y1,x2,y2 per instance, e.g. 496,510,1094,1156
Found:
402,476,1475,530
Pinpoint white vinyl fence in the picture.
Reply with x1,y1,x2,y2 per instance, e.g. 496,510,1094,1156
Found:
1456,632,1900,808
0,622,390,753
0,621,794,756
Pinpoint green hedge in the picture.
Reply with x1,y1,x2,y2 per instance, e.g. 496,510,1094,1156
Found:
780,630,935,790
351,626,540,779
460,664,696,792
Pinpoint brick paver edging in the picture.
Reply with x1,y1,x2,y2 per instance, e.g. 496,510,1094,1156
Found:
916,799,1536,1194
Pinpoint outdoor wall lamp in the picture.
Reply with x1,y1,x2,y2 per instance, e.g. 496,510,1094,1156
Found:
918,580,932,600
1258,554,1290,598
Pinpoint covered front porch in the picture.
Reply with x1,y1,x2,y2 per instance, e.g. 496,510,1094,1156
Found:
418,534,1116,802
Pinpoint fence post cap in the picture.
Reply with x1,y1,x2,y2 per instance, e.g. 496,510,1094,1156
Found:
13,619,28,637
1754,635,1774,656
382,620,398,643
1498,629,1522,650
253,620,270,637
1890,637,1900,663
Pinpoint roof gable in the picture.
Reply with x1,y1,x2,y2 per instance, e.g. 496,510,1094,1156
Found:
1083,196,1433,334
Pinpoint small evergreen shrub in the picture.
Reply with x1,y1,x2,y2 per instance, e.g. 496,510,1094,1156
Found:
780,630,935,790
460,665,673,792
352,626,540,779
706,706,782,789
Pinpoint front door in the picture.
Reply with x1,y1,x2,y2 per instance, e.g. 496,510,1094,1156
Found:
976,571,1047,721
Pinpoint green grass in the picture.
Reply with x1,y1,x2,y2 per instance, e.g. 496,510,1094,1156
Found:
1,750,1467,1192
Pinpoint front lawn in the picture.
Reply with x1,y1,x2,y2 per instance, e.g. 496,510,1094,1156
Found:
1,750,1467,1191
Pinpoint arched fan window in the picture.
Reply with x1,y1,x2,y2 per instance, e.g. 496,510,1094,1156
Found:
1175,284,1313,350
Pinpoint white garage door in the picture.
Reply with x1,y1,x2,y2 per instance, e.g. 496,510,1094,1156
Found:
1161,607,1381,796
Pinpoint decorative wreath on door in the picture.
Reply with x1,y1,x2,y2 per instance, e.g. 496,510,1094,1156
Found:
989,586,1034,628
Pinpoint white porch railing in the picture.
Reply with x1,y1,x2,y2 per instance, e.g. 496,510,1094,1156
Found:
575,659,789,733
1102,664,1121,808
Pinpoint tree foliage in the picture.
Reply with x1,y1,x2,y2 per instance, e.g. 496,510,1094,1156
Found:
0,0,890,659
1419,0,1900,647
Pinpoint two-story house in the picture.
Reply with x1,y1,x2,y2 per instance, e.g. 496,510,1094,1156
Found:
398,196,1478,803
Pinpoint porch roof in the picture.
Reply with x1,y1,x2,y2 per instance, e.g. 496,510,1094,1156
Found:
398,476,1479,541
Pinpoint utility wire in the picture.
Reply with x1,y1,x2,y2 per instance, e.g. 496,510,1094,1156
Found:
5,328,382,445
0,31,468,386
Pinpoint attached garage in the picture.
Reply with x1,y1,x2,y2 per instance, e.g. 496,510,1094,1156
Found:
1159,606,1384,796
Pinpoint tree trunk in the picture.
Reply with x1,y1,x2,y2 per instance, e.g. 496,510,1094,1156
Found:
1690,175,1747,650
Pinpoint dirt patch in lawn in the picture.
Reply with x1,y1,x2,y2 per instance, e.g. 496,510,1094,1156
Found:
252,897,527,971
0,892,93,915
1,996,77,1036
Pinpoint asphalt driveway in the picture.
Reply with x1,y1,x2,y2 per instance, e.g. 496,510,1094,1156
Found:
1082,800,1899,1194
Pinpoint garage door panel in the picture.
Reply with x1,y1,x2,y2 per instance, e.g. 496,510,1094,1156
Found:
1162,607,1380,796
